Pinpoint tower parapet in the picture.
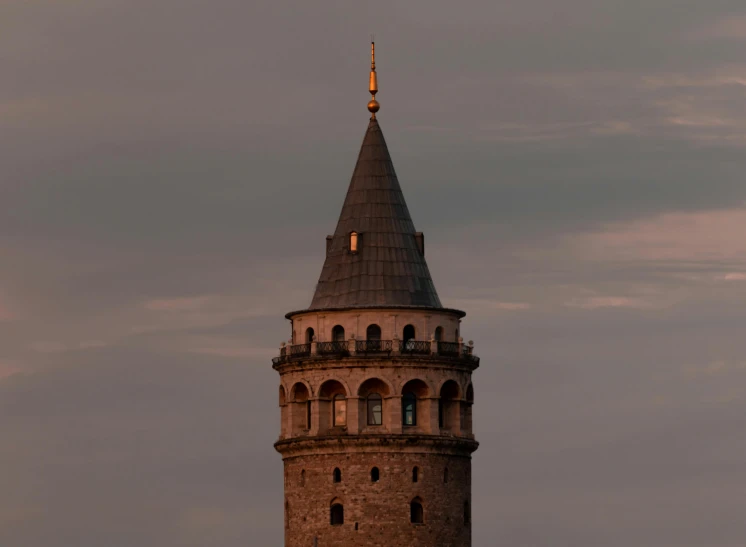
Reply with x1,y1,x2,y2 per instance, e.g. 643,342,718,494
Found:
274,43,478,546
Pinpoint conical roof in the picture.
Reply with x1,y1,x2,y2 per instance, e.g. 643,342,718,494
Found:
309,118,442,310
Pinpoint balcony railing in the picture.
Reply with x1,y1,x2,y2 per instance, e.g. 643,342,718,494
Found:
273,339,479,366
399,340,430,355
437,341,460,356
317,341,350,355
290,343,311,357
356,339,393,354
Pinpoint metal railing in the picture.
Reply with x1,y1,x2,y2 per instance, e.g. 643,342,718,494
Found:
437,341,460,356
399,340,431,355
273,339,478,365
290,343,311,357
317,341,349,355
355,339,393,354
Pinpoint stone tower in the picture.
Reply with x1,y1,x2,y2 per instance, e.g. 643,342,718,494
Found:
273,43,479,547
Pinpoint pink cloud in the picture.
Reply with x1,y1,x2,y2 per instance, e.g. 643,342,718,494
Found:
570,207,746,264
0,361,22,381
564,296,653,310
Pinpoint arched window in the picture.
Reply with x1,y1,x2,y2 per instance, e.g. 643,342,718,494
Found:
434,326,443,341
333,468,341,483
444,467,449,483
410,498,424,524
366,324,381,340
403,324,416,346
332,325,345,342
402,392,417,426
371,467,380,482
439,380,461,432
367,393,383,425
412,466,419,483
333,394,346,426
464,501,470,525
349,231,359,253
330,503,344,525
305,327,315,343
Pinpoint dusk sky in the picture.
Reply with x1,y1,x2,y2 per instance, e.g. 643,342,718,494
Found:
2,1,746,545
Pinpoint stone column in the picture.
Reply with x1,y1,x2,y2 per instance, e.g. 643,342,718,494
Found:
347,396,360,434
427,397,440,434
389,395,403,434
310,397,321,436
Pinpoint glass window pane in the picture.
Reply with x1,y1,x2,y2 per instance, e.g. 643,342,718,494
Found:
367,394,382,425
403,393,416,426
334,395,346,426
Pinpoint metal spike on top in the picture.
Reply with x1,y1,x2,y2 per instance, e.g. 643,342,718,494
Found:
367,41,380,119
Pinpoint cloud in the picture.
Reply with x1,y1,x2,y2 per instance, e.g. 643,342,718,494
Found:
0,361,22,381
564,296,654,310
569,207,746,264
695,15,746,41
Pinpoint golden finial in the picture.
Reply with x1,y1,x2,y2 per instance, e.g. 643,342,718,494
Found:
367,41,380,119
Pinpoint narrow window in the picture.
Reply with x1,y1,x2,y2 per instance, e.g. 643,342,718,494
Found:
438,399,444,428
330,503,344,525
444,467,449,483
371,467,380,482
412,466,419,483
402,392,417,426
464,501,470,525
305,327,315,343
403,324,416,347
410,499,424,524
333,468,341,483
332,325,345,342
434,326,443,341
306,400,312,429
350,231,359,253
333,394,347,426
367,393,383,425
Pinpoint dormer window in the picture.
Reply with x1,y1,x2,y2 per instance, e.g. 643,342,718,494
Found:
349,231,359,253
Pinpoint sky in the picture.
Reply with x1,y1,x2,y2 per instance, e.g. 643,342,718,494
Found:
2,1,746,545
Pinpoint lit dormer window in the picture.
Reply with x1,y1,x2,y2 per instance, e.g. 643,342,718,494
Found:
350,231,359,253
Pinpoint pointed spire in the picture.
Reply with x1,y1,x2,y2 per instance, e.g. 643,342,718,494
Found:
308,118,442,310
367,41,380,119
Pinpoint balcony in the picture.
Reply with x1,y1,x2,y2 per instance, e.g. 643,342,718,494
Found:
272,339,479,366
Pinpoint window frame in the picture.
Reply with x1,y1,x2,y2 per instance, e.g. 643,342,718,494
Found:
330,503,344,526
402,392,417,426
367,393,383,426
349,231,359,254
333,394,347,427
410,499,424,524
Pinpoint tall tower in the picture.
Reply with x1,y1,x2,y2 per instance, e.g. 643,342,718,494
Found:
274,43,479,546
